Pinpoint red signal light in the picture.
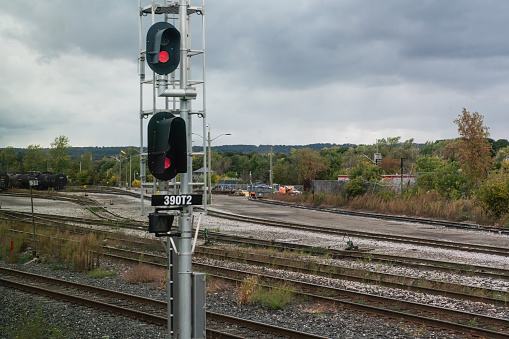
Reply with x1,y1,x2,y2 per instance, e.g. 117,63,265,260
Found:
165,157,171,169
159,51,169,63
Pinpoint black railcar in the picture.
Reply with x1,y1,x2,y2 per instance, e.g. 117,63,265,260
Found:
0,172,9,191
7,172,67,190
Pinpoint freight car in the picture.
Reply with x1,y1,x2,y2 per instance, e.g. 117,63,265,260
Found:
6,172,67,190
37,172,67,190
7,173,33,189
0,172,9,192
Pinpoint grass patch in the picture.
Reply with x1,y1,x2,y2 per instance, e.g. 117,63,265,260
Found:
236,276,296,310
88,267,116,278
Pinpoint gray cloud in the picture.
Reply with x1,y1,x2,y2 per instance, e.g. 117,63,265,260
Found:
1,0,508,148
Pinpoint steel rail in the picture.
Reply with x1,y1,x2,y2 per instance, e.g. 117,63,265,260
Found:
3,208,509,282
103,245,509,307
192,263,509,339
206,209,509,256
254,199,509,235
98,250,509,338
0,267,327,339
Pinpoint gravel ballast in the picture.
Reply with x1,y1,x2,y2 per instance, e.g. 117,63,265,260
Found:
1,192,508,338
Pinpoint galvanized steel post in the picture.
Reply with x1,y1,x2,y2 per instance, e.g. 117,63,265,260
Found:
178,1,193,338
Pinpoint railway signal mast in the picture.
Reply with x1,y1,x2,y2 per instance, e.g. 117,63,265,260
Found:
139,1,207,338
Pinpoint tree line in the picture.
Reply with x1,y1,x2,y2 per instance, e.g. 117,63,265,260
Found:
1,109,508,220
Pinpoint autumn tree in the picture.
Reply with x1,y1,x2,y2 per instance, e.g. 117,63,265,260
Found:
379,158,400,174
452,109,493,185
294,148,329,190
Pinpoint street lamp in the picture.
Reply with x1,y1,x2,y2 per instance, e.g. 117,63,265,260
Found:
193,128,231,208
121,149,141,190
208,128,231,205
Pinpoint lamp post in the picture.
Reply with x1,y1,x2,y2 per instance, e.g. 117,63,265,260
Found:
121,149,141,190
207,128,231,206
193,129,231,208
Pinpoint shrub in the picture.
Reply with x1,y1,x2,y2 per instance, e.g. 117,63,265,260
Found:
345,178,367,198
122,264,166,285
236,276,260,306
476,172,509,217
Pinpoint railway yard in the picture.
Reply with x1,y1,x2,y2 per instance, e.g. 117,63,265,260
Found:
0,188,508,338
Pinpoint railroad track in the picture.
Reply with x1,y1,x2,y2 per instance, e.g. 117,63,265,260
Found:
0,267,327,339
206,209,509,257
1,191,127,221
0,209,145,230
102,248,509,338
205,232,509,280
104,245,509,307
3,209,509,282
253,198,509,235
3,210,509,337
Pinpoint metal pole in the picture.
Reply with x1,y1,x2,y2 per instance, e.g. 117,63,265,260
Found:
30,185,36,258
139,0,146,215
119,157,122,188
208,128,211,205
270,146,273,191
178,1,192,338
400,158,405,193
168,240,173,337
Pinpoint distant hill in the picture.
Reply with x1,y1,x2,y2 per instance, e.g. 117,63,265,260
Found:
2,143,354,159
199,143,354,154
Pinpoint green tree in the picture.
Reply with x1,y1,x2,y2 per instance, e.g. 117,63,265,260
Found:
376,137,401,157
495,146,509,165
22,145,47,171
273,156,298,185
416,155,443,173
416,161,468,199
0,146,19,171
49,135,71,173
453,109,493,185
320,146,347,180
348,160,383,182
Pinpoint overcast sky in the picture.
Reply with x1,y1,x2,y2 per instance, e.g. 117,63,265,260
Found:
1,1,509,149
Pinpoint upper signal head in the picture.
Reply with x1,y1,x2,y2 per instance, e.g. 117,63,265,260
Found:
146,22,180,75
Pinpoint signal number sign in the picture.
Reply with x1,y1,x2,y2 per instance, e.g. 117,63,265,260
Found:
151,194,203,207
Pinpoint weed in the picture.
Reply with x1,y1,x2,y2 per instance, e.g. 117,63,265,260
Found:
236,276,260,306
122,264,166,285
254,282,295,310
88,267,116,279
52,264,66,271
17,253,33,264
467,318,479,327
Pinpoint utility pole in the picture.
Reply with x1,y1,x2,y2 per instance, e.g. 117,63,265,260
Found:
400,157,406,193
270,146,273,191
